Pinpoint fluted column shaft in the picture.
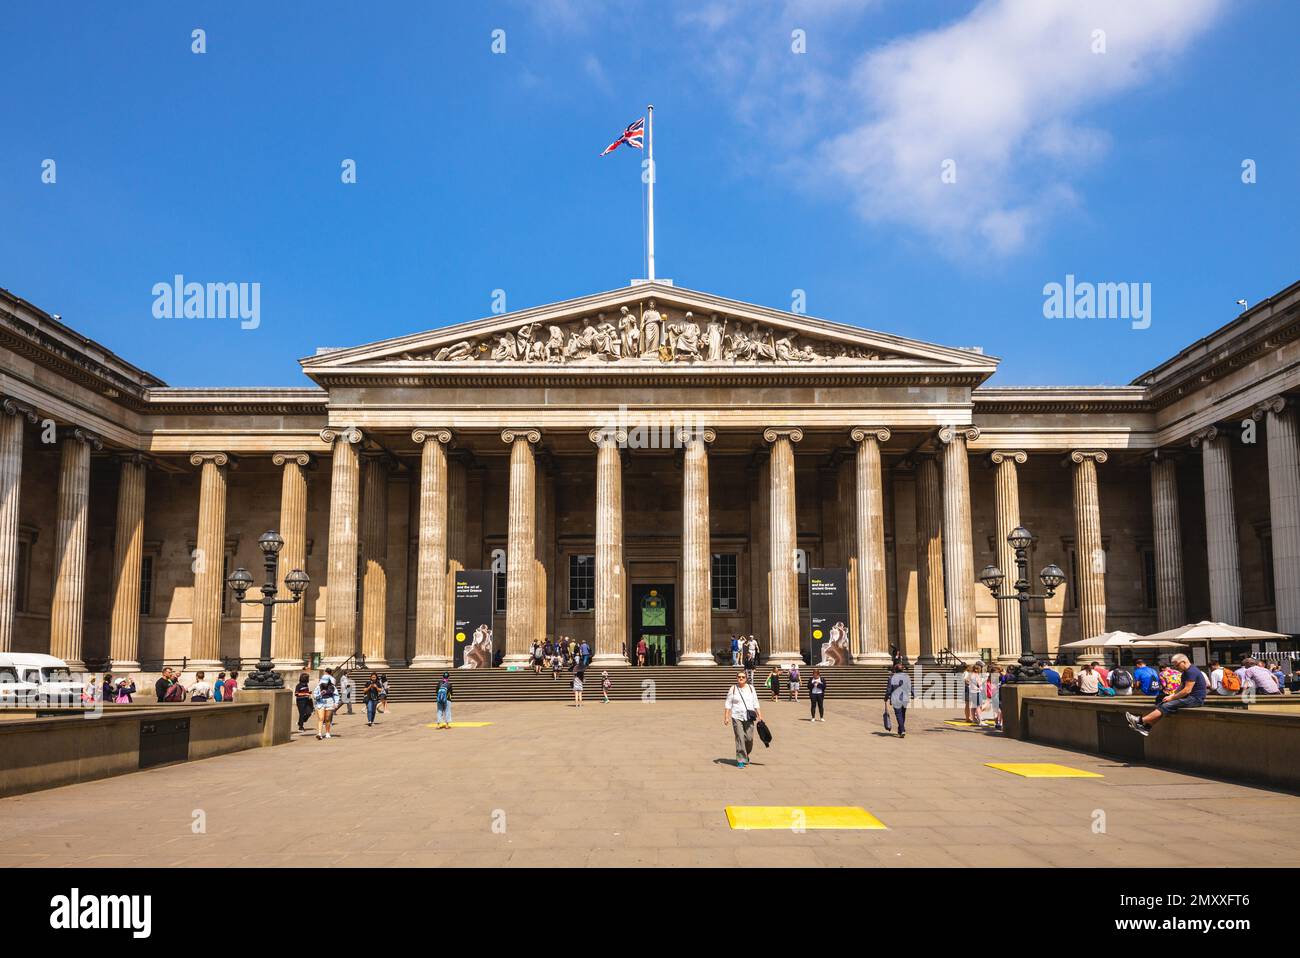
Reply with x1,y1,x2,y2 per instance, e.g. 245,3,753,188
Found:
915,456,946,664
272,453,310,667
442,456,468,665
590,429,631,666
51,431,98,670
188,451,228,668
109,455,147,670
323,428,362,663
852,427,891,664
1149,456,1186,632
1071,450,1108,656
1255,399,1300,632
0,400,34,653
679,428,716,666
412,430,451,668
939,427,979,660
991,451,1027,662
1193,427,1241,624
503,429,540,665
360,455,390,668
764,428,803,666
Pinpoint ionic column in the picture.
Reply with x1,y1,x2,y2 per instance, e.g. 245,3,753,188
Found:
589,428,631,666
188,451,229,670
851,426,891,665
50,429,101,670
502,428,540,666
0,399,36,652
322,427,363,664
359,452,392,669
763,427,803,667
1254,398,1300,633
442,455,468,666
1070,450,1109,657
990,451,1027,663
108,454,147,671
272,453,311,668
412,428,452,669
1191,427,1241,624
938,426,979,660
915,455,946,664
678,426,717,667
836,455,860,657
1148,455,1186,632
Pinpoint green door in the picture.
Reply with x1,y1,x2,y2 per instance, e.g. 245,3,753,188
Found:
630,584,675,665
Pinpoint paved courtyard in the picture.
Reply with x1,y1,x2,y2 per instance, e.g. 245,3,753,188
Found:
5,697,1300,867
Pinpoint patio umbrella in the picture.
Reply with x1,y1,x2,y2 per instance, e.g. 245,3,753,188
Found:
1142,620,1287,642
1058,630,1145,649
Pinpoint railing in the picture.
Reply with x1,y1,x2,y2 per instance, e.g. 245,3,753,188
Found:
934,648,967,672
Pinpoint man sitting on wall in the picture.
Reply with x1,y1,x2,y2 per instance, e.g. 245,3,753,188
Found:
1125,654,1206,737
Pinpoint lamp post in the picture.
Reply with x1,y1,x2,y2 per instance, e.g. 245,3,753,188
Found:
977,526,1066,683
227,530,310,690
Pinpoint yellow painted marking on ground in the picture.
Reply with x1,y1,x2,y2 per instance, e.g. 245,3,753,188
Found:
944,719,997,727
725,806,887,830
985,762,1102,778
424,721,494,728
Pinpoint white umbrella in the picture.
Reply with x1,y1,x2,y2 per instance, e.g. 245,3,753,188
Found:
1128,638,1189,649
1143,620,1287,642
1058,630,1145,650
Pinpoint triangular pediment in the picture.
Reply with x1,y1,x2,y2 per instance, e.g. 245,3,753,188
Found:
300,283,998,373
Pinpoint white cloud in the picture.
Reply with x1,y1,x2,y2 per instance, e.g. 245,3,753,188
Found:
817,0,1227,255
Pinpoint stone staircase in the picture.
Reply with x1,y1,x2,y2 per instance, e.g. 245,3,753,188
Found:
345,665,894,703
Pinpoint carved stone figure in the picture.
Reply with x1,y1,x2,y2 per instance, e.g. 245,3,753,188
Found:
675,313,702,359
619,306,640,358
640,300,662,357
705,318,725,362
492,330,519,362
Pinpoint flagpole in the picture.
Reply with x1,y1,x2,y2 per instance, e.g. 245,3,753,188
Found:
646,103,655,282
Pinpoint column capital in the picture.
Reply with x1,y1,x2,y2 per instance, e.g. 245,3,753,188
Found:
500,427,542,444
989,449,1027,465
674,426,715,446
1,398,37,423
850,426,891,444
1189,426,1221,448
1251,396,1291,421
272,452,315,468
1144,449,1182,466
937,425,979,444
1067,449,1108,465
66,427,104,451
412,428,453,445
762,426,803,444
189,451,234,467
320,426,363,445
589,427,629,447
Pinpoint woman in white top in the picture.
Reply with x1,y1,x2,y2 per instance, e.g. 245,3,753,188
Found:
723,671,763,768
964,663,985,725
188,671,213,703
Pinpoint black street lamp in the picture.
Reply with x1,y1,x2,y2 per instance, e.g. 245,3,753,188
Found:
977,526,1066,683
226,530,310,690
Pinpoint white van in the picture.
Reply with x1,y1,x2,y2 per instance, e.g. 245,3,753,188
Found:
0,653,88,706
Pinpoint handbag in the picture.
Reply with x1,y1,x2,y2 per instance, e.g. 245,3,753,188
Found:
756,719,772,747
883,707,892,731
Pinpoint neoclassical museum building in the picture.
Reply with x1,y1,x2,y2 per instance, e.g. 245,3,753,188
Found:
2,279,1299,675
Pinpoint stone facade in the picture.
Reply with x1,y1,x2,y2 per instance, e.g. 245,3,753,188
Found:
2,280,1300,670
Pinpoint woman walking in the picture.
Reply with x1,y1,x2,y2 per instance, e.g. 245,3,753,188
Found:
572,670,585,708
788,662,801,702
378,673,389,714
601,670,612,704
314,672,339,740
363,672,382,727
887,662,912,738
988,664,1005,730
964,662,985,725
294,673,313,731
766,665,782,702
808,668,826,722
723,671,762,768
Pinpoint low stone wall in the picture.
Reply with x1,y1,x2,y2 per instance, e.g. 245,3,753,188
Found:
1022,696,1300,791
0,701,269,798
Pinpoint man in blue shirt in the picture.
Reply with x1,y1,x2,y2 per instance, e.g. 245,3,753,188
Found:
1126,654,1206,737
1042,666,1061,688
1131,658,1161,695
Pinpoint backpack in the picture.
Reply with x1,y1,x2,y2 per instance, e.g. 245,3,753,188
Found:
1221,669,1242,692
1112,669,1133,690
1098,685,1116,697
437,683,449,706
164,683,185,702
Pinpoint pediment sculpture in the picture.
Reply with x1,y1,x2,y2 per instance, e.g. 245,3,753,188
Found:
398,299,892,365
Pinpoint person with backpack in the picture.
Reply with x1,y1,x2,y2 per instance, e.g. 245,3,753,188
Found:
435,672,454,728
154,667,176,703
788,662,801,702
294,672,314,731
313,670,338,739
188,671,213,702
363,672,382,726
1110,663,1135,696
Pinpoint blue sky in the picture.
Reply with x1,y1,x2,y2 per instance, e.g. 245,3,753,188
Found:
2,0,1296,387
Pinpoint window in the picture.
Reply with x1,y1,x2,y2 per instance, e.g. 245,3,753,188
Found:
1067,549,1080,612
711,553,737,612
1261,532,1275,606
494,569,507,614
1141,548,1157,611
568,554,595,613
139,554,154,616
221,555,230,615
15,538,31,614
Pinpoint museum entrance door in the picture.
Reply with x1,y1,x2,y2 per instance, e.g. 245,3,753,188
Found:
630,584,675,666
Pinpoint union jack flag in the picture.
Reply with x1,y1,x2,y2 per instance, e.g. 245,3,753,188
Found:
599,117,644,156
